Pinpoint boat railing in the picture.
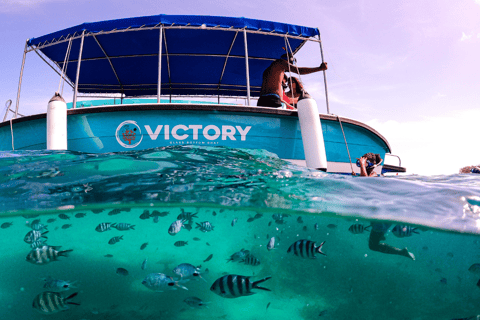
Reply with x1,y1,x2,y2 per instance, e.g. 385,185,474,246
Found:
385,154,402,167
2,99,24,122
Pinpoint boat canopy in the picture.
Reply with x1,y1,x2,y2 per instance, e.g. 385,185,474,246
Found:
26,14,321,99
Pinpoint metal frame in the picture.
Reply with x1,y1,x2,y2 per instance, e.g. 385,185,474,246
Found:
72,31,85,109
93,35,123,96
157,25,163,103
217,31,238,104
243,29,251,106
317,28,330,114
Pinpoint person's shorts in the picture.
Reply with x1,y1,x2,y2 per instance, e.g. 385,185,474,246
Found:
257,94,283,108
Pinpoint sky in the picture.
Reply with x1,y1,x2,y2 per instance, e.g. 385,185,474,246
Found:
0,0,479,175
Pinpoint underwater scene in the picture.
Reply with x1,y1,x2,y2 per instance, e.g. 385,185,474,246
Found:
1,146,480,320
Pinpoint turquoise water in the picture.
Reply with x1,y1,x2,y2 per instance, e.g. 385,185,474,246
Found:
1,146,480,320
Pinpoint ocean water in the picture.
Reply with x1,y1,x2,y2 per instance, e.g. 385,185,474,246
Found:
1,146,480,320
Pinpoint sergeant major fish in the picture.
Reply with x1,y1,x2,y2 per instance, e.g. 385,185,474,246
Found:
348,224,371,234
168,219,186,236
195,221,214,232
113,223,135,231
24,230,49,244
142,273,188,292
32,291,80,314
287,239,326,259
95,223,116,232
227,249,250,262
26,245,73,265
210,275,271,298
392,225,419,238
241,254,261,266
108,236,124,245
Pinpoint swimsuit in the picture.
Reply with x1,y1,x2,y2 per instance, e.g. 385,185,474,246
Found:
257,93,283,108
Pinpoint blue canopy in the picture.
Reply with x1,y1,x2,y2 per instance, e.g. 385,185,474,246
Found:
28,14,320,98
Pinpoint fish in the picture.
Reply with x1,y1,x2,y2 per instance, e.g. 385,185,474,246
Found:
61,224,72,229
173,263,206,281
184,222,193,231
24,230,49,244
108,209,121,216
212,211,217,216
227,249,250,262
468,263,480,275
297,216,303,223
195,221,214,232
58,214,70,220
91,209,104,214
74,213,86,218
287,240,326,259
314,223,319,230
95,222,116,232
116,267,129,276
266,302,271,310
47,218,56,223
1,222,13,229
348,224,372,234
43,276,76,291
241,253,261,266
29,221,47,231
142,273,188,292
231,218,238,227
104,254,114,258
151,210,169,217
268,221,272,226
153,215,160,223
247,217,255,223
326,224,337,229
108,235,124,245
210,275,272,298
392,225,419,238
141,258,148,270
177,209,198,221
254,213,263,219
32,291,80,314
140,242,148,250
184,296,210,309
193,237,201,241
204,254,213,262
168,219,185,235
139,210,151,220
174,241,188,247
113,223,135,231
31,239,46,248
26,245,73,265
267,237,275,251
206,242,211,246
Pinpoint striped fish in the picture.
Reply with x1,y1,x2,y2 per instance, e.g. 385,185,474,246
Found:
30,239,46,248
113,223,135,231
241,254,261,266
348,224,371,234
32,291,79,314
24,230,48,244
227,249,250,263
195,221,214,232
177,209,198,221
108,235,123,245
392,225,419,238
26,245,73,265
95,223,116,232
287,240,326,259
168,219,185,236
30,222,47,231
210,275,271,298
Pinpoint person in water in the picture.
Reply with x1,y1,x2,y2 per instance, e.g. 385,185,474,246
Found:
257,54,327,108
358,153,415,261
459,165,480,174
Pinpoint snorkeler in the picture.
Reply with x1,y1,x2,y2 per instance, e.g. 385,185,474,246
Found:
358,153,415,261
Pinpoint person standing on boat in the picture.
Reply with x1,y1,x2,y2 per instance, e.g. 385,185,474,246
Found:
257,54,327,108
283,76,307,109
358,153,415,261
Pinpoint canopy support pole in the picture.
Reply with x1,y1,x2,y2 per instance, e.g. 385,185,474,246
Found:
157,25,163,103
317,28,330,114
243,29,251,106
14,40,28,119
72,31,85,110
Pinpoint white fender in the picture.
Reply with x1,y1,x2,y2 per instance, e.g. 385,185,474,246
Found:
47,93,67,150
297,98,327,171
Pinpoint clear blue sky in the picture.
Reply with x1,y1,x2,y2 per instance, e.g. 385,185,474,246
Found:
1,0,479,175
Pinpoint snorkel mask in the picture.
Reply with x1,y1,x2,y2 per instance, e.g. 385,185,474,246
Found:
356,159,375,168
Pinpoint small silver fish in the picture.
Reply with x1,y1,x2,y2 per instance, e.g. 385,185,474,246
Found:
173,263,206,281
184,296,210,309
168,219,185,236
43,276,76,291
231,218,238,227
227,249,250,262
314,223,319,230
267,237,275,251
142,273,188,292
141,258,148,270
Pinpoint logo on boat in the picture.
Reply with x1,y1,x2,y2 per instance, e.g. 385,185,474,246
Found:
116,120,143,148
116,121,252,148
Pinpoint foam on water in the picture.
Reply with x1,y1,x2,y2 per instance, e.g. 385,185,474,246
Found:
1,146,480,320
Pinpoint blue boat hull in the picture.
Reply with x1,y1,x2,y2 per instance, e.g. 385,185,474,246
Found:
0,104,391,174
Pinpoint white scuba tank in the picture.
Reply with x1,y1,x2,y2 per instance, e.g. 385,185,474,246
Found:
47,92,67,150
297,98,327,171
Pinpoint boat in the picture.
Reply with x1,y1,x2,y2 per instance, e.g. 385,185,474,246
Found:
0,14,405,175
